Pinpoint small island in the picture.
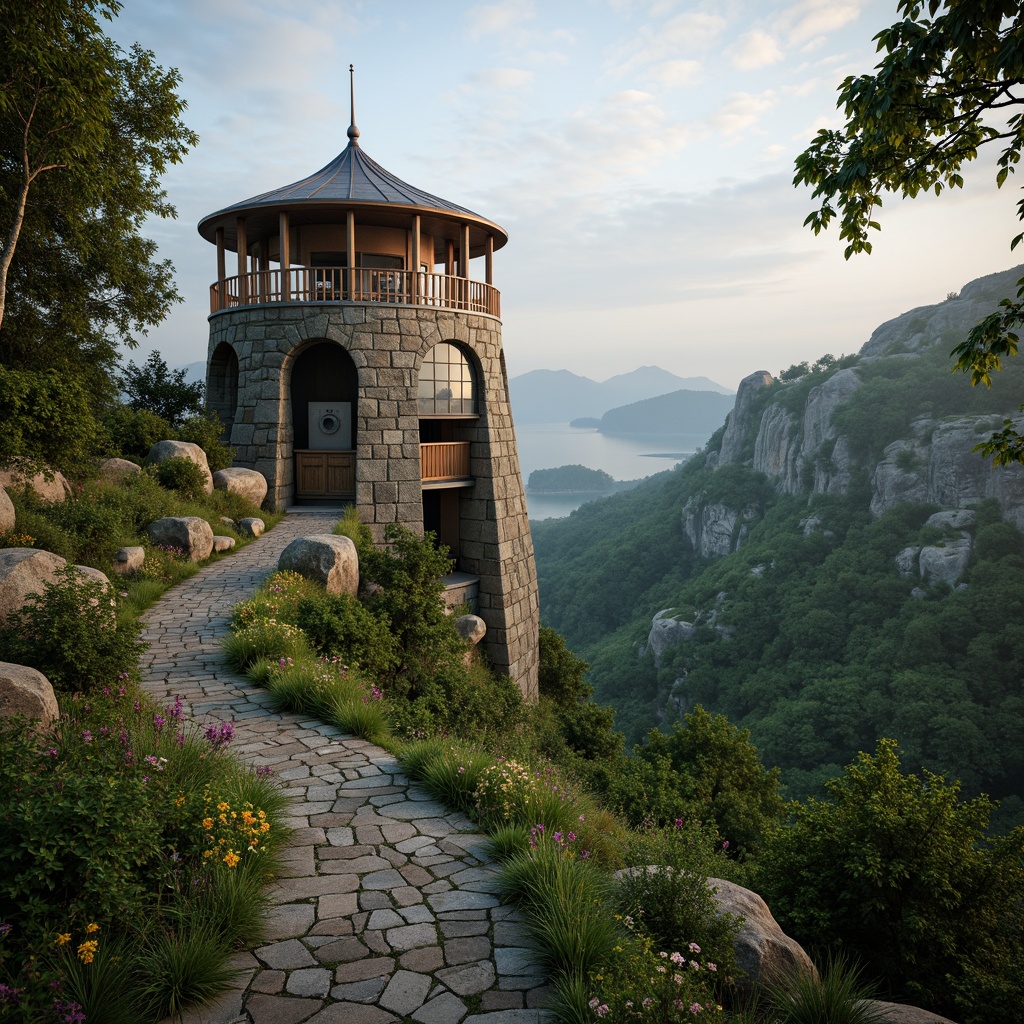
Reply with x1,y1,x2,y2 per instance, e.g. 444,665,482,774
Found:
527,464,615,493
569,417,601,429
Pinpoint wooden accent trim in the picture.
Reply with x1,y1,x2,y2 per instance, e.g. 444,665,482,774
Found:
411,214,421,305
346,210,356,301
279,211,291,301
421,441,471,482
460,224,470,278
236,217,248,305
210,268,500,317
485,234,494,285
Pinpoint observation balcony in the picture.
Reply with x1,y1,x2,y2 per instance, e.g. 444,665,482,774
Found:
420,441,472,487
210,268,500,318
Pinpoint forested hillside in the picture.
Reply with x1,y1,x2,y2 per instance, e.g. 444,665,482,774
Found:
532,266,1024,827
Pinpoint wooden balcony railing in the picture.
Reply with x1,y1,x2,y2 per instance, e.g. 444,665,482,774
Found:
210,268,500,317
421,441,471,482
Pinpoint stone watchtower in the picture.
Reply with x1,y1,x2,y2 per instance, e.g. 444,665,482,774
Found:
197,76,539,698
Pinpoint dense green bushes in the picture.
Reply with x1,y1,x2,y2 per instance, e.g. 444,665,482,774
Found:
0,566,144,693
756,740,1024,1023
0,688,289,1021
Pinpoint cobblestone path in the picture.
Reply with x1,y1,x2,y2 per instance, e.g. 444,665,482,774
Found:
140,508,551,1024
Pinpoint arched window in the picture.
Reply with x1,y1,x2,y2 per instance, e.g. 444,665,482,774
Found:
418,343,477,415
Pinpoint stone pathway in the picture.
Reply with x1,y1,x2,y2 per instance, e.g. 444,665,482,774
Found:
140,508,552,1024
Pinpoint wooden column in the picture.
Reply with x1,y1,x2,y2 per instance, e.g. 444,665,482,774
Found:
460,225,470,309
446,239,454,276
346,210,356,301
485,233,494,285
236,217,248,305
215,227,225,311
279,210,291,301
258,242,269,301
411,214,421,305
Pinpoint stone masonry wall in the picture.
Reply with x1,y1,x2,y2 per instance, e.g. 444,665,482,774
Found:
207,302,539,698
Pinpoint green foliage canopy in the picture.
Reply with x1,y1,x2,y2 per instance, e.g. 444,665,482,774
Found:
757,739,1024,1021
794,0,1024,463
120,351,205,426
0,0,198,400
0,366,98,474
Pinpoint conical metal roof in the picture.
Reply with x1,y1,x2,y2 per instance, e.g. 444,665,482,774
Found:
197,137,507,256
223,139,479,215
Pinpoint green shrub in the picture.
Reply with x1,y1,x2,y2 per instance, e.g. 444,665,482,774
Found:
295,590,399,676
101,404,174,462
757,739,1024,1021
0,565,144,692
222,619,315,671
177,411,234,473
498,834,618,981
231,571,315,629
616,823,741,982
155,456,209,500
578,932,728,1023
0,686,288,1017
333,505,374,558
0,366,99,475
360,523,467,693
766,955,890,1024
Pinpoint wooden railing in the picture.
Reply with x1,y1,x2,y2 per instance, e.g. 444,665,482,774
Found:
420,441,471,482
210,268,500,317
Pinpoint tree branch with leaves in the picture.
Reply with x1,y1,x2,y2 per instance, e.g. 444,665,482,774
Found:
794,0,1024,463
0,0,198,403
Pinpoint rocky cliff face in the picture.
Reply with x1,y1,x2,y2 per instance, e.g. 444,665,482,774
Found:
685,266,1024,558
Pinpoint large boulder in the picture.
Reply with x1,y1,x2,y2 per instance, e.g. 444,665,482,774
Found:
0,467,71,504
147,517,215,562
0,662,59,725
918,537,972,586
97,458,142,485
238,517,265,538
864,1001,958,1023
0,548,67,622
112,546,145,575
144,440,213,494
707,877,816,993
646,609,697,669
213,467,268,507
278,535,359,596
0,488,14,535
455,614,487,645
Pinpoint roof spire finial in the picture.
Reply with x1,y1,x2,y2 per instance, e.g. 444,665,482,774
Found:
347,64,360,145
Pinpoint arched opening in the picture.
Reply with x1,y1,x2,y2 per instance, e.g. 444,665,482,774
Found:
207,343,239,438
418,342,478,416
291,342,358,503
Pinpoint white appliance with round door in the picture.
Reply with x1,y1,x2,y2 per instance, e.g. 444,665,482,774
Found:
308,402,352,449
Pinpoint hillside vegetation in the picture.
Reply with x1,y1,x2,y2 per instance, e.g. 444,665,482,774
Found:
533,266,1024,827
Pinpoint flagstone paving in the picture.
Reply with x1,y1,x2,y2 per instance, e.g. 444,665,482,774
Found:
140,508,553,1024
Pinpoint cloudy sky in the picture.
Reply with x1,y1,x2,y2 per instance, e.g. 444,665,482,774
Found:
108,0,1020,391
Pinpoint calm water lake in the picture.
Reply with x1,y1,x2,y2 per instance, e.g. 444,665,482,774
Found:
514,423,708,520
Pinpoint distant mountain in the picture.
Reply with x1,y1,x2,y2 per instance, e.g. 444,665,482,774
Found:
509,366,733,424
599,389,736,438
180,360,206,385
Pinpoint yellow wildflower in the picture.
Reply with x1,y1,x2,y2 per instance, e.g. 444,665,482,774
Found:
85,922,100,934
217,801,230,812
223,850,240,868
54,933,71,947
77,940,98,964
202,817,214,830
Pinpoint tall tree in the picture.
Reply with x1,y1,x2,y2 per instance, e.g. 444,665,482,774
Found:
794,0,1024,464
0,0,197,401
